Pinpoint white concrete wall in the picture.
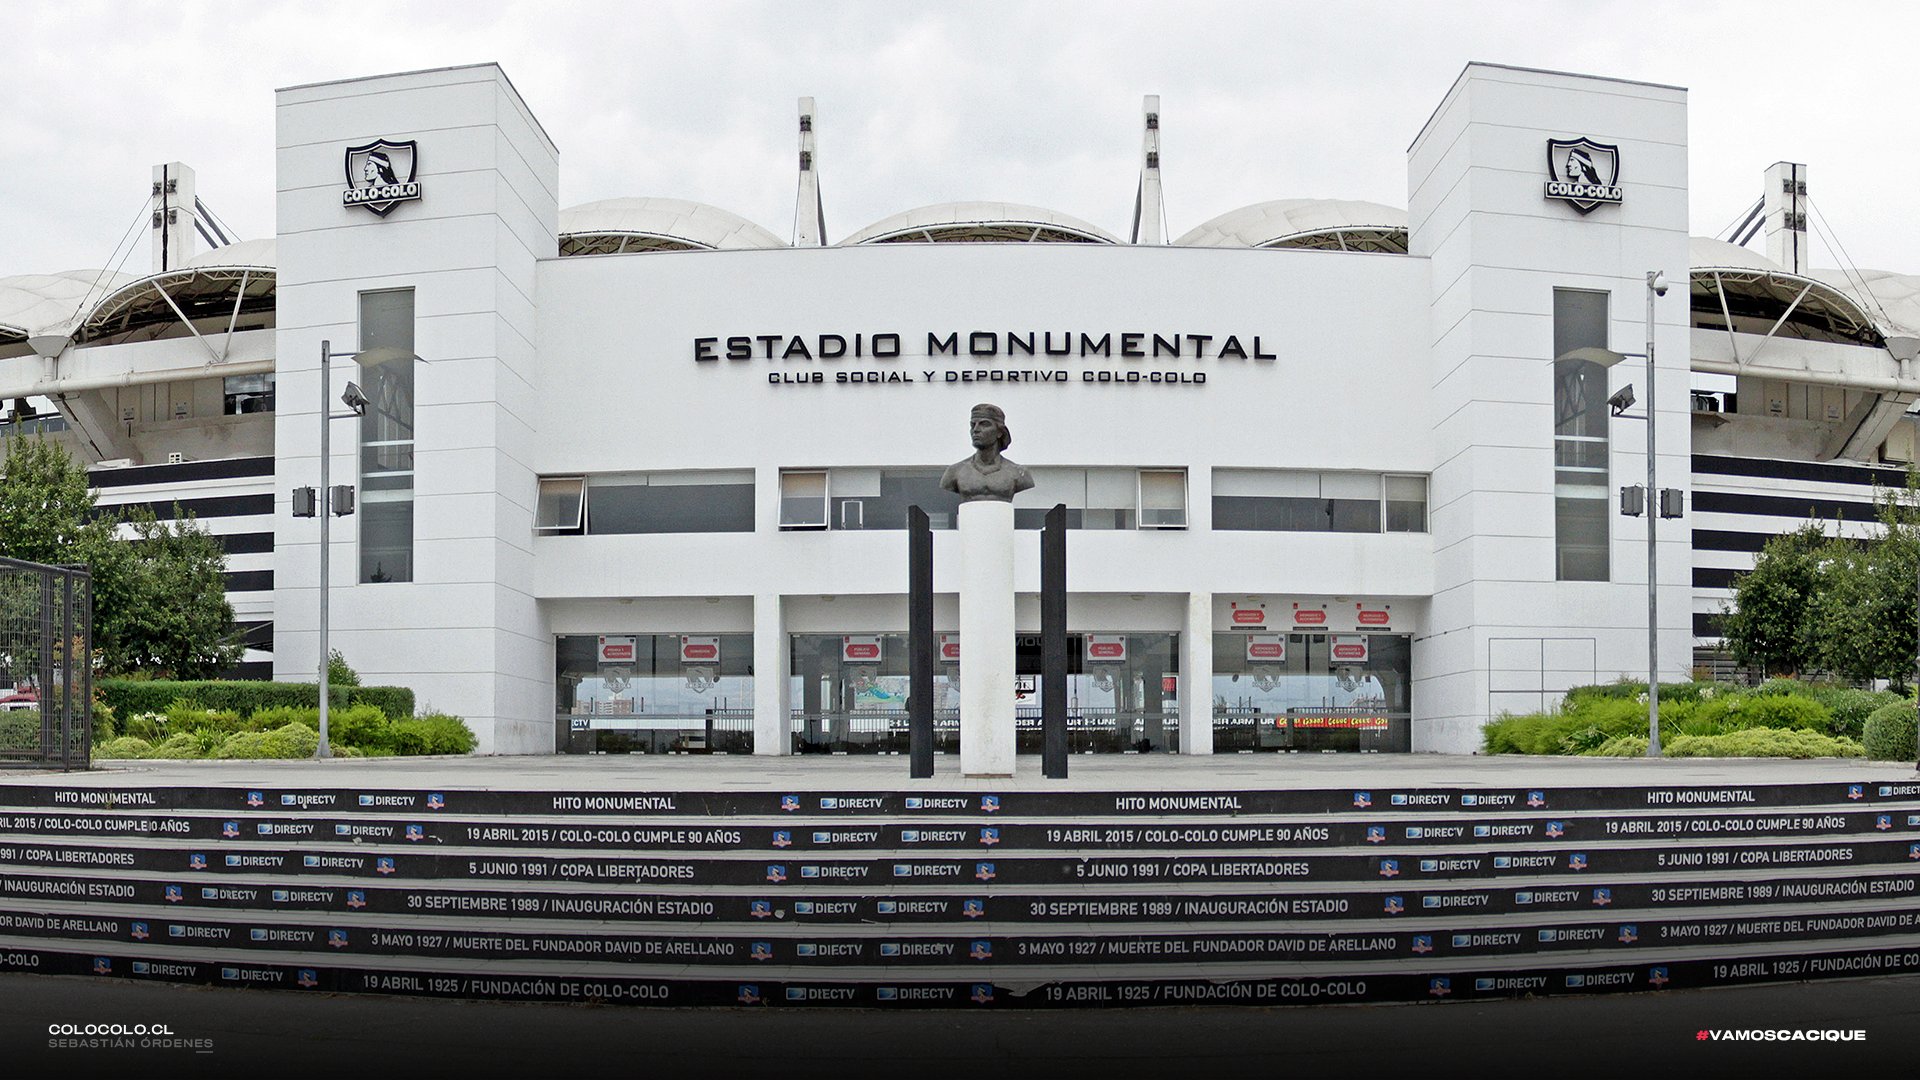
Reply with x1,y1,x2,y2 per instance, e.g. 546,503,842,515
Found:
530,244,1437,749
272,64,558,753
1408,64,1693,751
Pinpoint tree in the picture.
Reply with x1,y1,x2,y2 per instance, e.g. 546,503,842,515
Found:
1810,475,1920,690
0,435,241,678
1721,523,1827,677
0,435,113,563
89,507,244,678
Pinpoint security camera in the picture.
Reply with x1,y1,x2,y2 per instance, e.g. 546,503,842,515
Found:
1648,271,1669,297
341,382,369,413
1608,384,1636,416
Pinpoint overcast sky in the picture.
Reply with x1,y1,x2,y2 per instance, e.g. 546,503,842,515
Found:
4,0,1916,280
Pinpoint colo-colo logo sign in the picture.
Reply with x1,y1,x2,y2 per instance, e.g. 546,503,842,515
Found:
1544,137,1622,214
342,139,422,217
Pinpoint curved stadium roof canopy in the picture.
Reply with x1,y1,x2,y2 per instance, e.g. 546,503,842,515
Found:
840,202,1119,245
558,197,785,255
1174,199,1409,253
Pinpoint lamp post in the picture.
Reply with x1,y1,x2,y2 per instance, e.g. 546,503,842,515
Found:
294,341,375,758
1888,338,1920,776
1558,269,1671,757
1643,271,1666,757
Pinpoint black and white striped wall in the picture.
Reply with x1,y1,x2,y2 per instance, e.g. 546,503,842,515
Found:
90,455,274,679
1690,453,1910,661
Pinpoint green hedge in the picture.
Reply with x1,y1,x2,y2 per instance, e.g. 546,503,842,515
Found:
98,680,414,721
1665,728,1863,759
91,706,476,759
1863,701,1919,762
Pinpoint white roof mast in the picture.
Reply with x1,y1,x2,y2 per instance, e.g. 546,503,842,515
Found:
151,162,199,272
1131,95,1163,245
1764,161,1807,274
794,98,826,246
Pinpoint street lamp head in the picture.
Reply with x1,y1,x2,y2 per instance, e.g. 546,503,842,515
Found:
1608,384,1636,416
1647,270,1669,297
1557,346,1631,369
341,382,369,414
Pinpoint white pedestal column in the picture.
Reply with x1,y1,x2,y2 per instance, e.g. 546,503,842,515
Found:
1180,591,1214,755
752,593,790,756
958,500,1016,777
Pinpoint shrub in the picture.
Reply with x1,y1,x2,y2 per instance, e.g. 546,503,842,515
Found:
1666,728,1864,759
387,713,478,755
1809,688,1903,741
0,711,39,751
1586,734,1649,757
1556,725,1613,754
165,702,246,737
121,711,167,742
1863,700,1919,762
1484,698,1655,755
1564,680,1717,706
99,679,415,721
91,702,116,743
344,686,414,721
215,722,321,760
97,736,152,758
327,649,361,687
1718,694,1833,733
145,733,208,759
248,705,392,752
1752,678,1814,698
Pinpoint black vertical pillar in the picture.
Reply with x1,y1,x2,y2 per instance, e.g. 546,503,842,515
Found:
1042,503,1068,778
908,506,935,778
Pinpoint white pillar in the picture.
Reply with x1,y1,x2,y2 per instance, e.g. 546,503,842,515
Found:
752,592,790,755
1180,591,1213,755
958,500,1016,776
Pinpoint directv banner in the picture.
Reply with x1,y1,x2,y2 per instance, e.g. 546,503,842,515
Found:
5,837,1920,885
6,808,1914,850
3,870,1912,923
6,943,1920,1007
2,903,1916,966
2,781,1917,815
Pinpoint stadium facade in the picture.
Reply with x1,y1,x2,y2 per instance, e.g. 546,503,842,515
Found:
1,62,1915,757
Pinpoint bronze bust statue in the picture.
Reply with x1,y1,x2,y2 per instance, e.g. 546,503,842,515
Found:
941,403,1034,503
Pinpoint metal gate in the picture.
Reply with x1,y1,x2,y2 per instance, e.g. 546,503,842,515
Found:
0,556,91,770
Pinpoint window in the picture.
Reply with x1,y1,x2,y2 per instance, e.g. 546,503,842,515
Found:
1553,289,1611,581
535,477,585,533
1138,470,1187,528
781,468,962,530
1015,467,1173,529
1213,469,1428,533
779,471,828,529
1384,475,1427,532
223,374,275,415
1321,473,1382,532
358,289,414,583
830,468,959,531
587,471,753,534
554,633,754,754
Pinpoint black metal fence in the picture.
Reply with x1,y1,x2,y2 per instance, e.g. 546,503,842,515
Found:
0,556,91,770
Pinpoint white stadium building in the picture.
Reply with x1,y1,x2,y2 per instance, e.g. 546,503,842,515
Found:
2,61,1916,757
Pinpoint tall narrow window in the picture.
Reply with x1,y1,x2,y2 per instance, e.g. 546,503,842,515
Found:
358,289,414,583
1553,288,1610,581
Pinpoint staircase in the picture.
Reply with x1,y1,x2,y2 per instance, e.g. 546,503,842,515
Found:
1,777,1917,1006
